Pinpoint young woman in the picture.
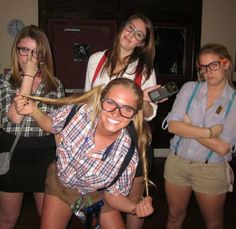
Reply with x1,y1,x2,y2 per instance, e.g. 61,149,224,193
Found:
164,43,236,229
84,13,162,229
14,78,154,229
0,25,64,228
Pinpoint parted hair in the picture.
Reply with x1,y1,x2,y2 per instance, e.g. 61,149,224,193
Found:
103,14,155,83
10,25,59,94
25,78,152,194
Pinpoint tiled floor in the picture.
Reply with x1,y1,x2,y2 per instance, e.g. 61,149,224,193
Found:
16,157,236,229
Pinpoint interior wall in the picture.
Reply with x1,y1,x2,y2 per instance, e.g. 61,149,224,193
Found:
201,0,236,80
0,0,38,74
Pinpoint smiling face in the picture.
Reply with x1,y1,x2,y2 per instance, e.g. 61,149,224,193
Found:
119,18,146,53
198,53,229,87
97,85,138,136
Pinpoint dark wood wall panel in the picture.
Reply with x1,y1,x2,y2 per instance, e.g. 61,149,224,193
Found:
48,19,116,90
39,0,202,148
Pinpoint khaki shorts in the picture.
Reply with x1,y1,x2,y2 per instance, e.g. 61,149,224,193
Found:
164,153,228,194
45,162,112,213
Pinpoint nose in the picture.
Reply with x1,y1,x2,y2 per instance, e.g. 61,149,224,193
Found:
111,107,121,117
27,51,32,61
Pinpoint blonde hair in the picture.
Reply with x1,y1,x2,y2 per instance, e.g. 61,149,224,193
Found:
25,78,152,194
196,43,235,88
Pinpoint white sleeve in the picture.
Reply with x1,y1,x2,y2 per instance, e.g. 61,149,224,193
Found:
141,69,158,121
84,51,106,92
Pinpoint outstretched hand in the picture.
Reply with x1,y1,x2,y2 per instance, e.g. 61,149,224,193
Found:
14,92,36,115
134,196,154,218
143,85,168,103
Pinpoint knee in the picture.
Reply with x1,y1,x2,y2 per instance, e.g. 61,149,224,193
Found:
168,209,186,224
0,213,20,227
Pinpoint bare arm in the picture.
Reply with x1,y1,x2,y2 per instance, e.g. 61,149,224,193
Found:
14,94,53,132
8,60,38,123
168,115,228,155
104,192,154,218
196,137,230,156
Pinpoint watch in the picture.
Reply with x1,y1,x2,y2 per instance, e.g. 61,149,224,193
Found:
7,19,25,37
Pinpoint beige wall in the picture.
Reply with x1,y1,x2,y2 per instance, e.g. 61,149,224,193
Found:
0,0,38,74
201,0,236,79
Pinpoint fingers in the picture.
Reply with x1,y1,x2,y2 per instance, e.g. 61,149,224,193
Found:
14,95,31,114
23,58,38,76
135,196,154,217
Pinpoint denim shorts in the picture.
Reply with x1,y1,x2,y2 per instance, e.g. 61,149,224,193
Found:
164,153,228,194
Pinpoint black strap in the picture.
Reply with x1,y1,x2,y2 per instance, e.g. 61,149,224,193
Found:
64,105,136,191
97,138,135,191
63,105,81,129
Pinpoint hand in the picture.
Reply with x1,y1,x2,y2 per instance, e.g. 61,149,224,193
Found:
14,91,36,115
134,196,154,218
22,57,38,77
143,85,168,103
211,125,223,138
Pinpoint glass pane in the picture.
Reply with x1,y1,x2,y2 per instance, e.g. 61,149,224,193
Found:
154,27,186,75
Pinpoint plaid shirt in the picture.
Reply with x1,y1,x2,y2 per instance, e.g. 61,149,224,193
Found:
0,73,65,137
49,104,139,196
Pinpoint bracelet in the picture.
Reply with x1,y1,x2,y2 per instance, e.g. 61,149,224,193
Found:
30,102,42,116
208,127,213,138
30,108,41,116
24,74,35,79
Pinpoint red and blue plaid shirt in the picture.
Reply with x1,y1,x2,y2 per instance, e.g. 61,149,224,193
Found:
49,104,139,196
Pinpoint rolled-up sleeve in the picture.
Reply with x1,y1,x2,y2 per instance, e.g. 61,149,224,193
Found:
167,82,197,123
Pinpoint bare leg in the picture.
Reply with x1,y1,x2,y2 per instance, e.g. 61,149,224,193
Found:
33,192,45,215
40,194,72,229
165,180,192,229
126,176,145,229
100,210,126,229
194,191,226,229
0,191,24,229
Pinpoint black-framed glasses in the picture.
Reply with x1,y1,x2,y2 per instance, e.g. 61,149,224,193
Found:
101,98,138,119
124,22,146,41
17,47,42,58
197,60,225,74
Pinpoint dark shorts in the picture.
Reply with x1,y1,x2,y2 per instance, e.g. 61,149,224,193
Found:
0,131,56,192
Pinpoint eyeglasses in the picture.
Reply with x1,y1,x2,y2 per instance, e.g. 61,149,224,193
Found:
101,98,138,119
17,47,42,59
197,60,225,74
124,22,146,41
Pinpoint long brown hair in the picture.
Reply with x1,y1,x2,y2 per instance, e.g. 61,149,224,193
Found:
103,14,155,83
10,25,59,93
25,78,153,194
